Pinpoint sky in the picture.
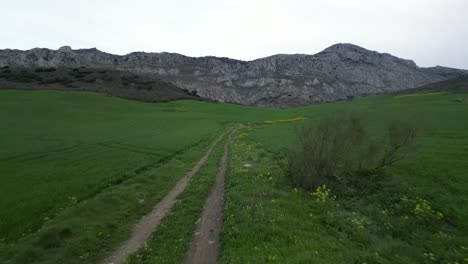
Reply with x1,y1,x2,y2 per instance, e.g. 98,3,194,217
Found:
2,0,468,69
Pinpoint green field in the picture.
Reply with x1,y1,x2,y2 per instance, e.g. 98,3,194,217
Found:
0,90,467,263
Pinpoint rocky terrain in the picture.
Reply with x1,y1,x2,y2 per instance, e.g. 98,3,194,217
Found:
1,43,467,107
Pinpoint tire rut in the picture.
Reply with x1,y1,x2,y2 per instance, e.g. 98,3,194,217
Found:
184,136,230,264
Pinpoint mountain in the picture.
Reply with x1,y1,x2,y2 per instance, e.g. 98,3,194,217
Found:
1,43,467,107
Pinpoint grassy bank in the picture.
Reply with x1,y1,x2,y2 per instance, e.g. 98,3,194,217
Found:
222,126,467,263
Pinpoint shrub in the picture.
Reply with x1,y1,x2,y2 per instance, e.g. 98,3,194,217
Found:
34,67,56,73
77,68,93,74
57,77,71,84
102,75,113,82
83,76,96,83
284,112,416,190
3,71,43,83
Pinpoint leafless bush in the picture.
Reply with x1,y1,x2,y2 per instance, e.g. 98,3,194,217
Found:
284,112,417,190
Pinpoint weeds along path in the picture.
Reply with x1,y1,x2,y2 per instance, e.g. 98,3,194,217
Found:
102,126,235,264
184,135,230,264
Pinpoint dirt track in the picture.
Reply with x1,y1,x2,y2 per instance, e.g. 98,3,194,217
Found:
184,137,230,264
102,128,233,264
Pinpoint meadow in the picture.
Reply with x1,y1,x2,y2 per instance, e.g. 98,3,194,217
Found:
0,89,467,263
223,93,468,263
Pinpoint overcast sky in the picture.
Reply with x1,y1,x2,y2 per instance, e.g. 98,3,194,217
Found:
2,0,468,68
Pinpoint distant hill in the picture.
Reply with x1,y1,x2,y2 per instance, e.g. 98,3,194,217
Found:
1,44,467,107
0,66,200,103
399,75,468,94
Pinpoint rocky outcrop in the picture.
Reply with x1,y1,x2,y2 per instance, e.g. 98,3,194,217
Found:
1,43,466,107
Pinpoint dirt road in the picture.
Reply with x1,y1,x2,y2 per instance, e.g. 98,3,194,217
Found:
102,128,233,264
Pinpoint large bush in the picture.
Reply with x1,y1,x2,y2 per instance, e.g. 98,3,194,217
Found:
284,112,416,189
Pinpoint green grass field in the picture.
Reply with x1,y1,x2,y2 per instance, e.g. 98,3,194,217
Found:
223,94,468,263
0,90,219,242
0,89,467,263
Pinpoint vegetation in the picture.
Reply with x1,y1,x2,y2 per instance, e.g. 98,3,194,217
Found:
34,67,57,73
0,67,200,102
0,89,291,263
285,112,417,189
0,89,467,263
398,75,468,94
223,125,466,263
3,139,215,264
0,91,221,243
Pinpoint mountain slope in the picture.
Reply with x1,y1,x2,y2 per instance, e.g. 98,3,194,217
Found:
400,75,468,94
1,44,466,107
0,66,200,103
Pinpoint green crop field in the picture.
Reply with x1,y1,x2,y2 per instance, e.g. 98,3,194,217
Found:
0,89,467,263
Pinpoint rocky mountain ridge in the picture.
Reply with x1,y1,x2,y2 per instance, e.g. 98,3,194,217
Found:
1,43,467,107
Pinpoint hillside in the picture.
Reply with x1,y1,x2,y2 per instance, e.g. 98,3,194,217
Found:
1,44,466,107
402,75,468,94
0,66,200,102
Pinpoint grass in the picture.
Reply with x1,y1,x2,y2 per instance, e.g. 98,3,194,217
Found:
0,90,221,243
0,90,288,263
393,92,448,98
249,93,468,223
0,89,467,263
1,133,217,264
222,125,467,263
222,94,468,263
